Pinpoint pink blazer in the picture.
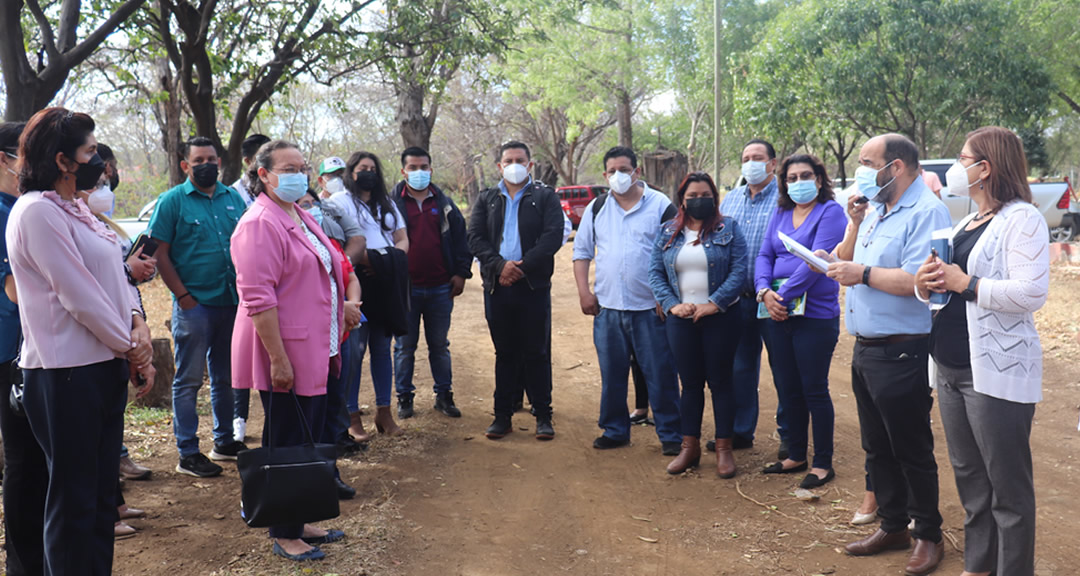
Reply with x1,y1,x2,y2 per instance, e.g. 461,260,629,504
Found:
230,193,345,397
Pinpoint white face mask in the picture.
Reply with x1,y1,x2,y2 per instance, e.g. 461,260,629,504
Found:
944,161,982,198
325,177,345,195
87,184,115,214
3,152,16,177
502,163,529,185
608,171,635,195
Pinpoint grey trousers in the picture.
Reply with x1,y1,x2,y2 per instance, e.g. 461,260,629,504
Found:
936,361,1036,576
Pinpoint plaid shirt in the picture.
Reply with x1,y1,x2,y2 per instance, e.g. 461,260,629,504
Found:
719,177,779,294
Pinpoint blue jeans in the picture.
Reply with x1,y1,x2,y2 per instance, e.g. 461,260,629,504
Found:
732,297,784,443
233,388,250,421
763,316,839,469
394,284,454,398
345,319,394,410
594,309,681,444
171,302,237,457
666,311,741,439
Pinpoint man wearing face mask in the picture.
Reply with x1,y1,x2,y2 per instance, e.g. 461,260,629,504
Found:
573,146,682,454
148,136,249,479
232,134,271,207
468,141,564,441
317,157,348,200
826,134,950,576
391,146,471,420
716,139,784,458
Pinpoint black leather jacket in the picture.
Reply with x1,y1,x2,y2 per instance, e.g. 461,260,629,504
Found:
467,181,564,290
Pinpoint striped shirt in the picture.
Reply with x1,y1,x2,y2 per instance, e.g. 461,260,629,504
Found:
719,177,779,293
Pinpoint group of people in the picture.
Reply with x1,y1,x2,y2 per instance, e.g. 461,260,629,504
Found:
0,102,1049,576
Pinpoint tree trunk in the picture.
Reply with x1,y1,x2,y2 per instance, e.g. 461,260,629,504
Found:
158,58,185,187
616,89,633,149
536,160,559,188
642,150,689,201
132,338,174,408
397,80,432,150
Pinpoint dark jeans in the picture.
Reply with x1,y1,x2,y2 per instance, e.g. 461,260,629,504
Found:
234,388,250,421
763,316,839,469
259,390,327,540
666,311,741,439
24,359,128,576
732,297,784,443
852,338,942,542
593,309,681,445
630,355,648,410
484,283,552,419
345,319,394,409
0,360,47,576
394,283,454,398
320,347,348,449
171,302,237,456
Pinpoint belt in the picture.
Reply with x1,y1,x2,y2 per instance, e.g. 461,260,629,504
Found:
855,334,928,347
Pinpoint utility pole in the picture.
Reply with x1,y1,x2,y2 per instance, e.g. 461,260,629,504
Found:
713,0,722,177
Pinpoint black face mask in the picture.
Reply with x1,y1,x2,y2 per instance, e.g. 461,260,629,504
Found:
72,153,106,191
684,196,717,221
352,170,381,192
191,162,219,189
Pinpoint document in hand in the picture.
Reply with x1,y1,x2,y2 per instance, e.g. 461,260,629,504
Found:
777,231,833,273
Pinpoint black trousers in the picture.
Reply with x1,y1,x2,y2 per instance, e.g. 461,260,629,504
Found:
259,390,327,540
0,360,47,576
485,283,552,419
851,338,942,542
630,355,648,411
23,359,127,576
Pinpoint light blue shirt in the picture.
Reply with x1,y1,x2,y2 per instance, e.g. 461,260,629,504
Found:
719,177,779,293
573,185,673,311
846,176,951,338
498,178,530,261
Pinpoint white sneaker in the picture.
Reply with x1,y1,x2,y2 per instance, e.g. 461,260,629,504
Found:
233,417,246,443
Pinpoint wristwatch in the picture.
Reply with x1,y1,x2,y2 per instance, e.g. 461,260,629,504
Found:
960,276,979,302
862,265,873,287
756,287,770,303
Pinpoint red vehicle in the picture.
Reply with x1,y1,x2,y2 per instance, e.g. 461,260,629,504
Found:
557,185,608,227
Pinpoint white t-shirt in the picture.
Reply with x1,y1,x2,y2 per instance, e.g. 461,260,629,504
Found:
231,178,254,207
675,228,710,305
328,191,405,250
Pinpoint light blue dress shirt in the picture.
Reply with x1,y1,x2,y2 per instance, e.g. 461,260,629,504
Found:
573,185,673,311
845,176,951,338
719,177,779,294
498,178,531,261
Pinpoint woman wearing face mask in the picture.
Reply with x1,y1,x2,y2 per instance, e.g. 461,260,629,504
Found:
231,140,347,562
914,127,1048,576
330,152,408,438
6,107,155,575
755,154,846,489
649,172,747,478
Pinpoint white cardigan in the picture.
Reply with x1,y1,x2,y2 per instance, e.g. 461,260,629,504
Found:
924,201,1049,403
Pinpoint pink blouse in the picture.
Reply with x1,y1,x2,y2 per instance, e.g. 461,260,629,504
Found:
230,193,345,397
6,192,139,369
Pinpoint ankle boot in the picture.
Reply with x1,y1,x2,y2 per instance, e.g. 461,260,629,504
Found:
714,437,736,479
666,437,701,475
374,406,404,436
348,411,371,443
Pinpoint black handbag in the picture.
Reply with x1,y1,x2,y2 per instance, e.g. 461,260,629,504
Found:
237,390,340,528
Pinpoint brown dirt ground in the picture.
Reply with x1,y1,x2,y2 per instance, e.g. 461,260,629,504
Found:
9,240,1080,575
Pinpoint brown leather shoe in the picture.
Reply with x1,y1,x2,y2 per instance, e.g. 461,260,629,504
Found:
119,456,152,480
348,411,371,443
844,528,911,556
904,538,944,575
374,406,404,436
666,437,701,475
714,437,737,478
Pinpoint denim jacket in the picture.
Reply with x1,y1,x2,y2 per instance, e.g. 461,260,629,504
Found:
648,216,748,314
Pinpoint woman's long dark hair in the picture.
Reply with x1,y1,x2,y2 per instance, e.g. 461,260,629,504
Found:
665,172,723,248
344,151,396,233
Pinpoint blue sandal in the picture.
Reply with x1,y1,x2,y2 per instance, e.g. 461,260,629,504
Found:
272,541,325,561
301,529,345,545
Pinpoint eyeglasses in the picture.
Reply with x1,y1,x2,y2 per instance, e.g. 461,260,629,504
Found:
275,165,311,176
785,171,815,183
3,152,16,160
957,153,980,164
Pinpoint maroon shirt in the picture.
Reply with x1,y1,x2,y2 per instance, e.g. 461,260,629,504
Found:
404,192,450,287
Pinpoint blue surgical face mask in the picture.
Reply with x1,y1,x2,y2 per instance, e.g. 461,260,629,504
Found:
406,170,431,191
273,172,309,203
854,160,896,203
741,160,769,186
787,180,818,204
305,205,324,225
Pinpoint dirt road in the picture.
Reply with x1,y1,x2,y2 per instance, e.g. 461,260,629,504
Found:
67,243,1080,575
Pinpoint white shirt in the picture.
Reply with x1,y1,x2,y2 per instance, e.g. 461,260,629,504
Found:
572,185,673,311
328,191,405,250
675,229,710,305
231,178,254,207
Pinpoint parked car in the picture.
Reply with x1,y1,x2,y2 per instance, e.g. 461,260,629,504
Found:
556,185,607,227
114,198,157,239
835,176,1077,242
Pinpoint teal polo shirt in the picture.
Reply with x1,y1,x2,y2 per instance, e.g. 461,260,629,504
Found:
147,179,244,306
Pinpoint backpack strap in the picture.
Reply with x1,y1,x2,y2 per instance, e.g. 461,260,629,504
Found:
590,193,608,245
661,203,678,223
